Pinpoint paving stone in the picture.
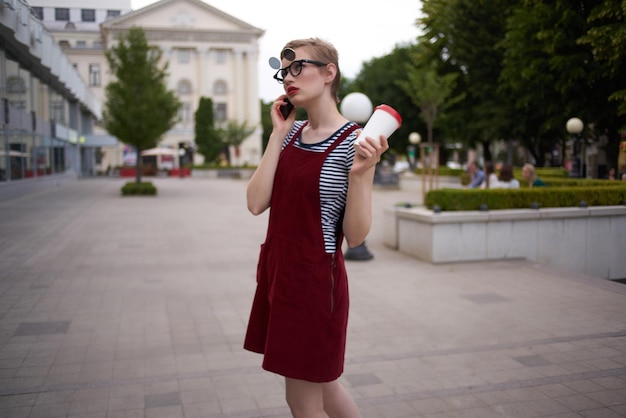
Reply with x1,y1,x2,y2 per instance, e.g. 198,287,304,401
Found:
0,177,625,417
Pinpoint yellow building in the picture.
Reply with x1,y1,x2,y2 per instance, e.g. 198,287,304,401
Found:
30,0,264,170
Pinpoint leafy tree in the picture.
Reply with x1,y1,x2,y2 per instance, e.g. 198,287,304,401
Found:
498,0,600,166
194,97,222,164
418,0,514,163
220,119,256,165
397,59,462,144
579,0,626,115
103,26,180,184
347,45,424,155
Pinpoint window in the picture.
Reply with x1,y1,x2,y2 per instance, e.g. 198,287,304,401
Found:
106,10,121,19
177,49,190,64
178,102,191,123
213,80,227,95
51,101,65,123
93,41,103,49
89,64,101,87
81,9,95,22
76,40,86,48
215,103,227,121
7,76,26,94
177,80,191,95
31,7,43,20
55,8,69,21
214,50,227,64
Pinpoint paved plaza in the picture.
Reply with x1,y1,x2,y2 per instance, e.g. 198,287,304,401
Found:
0,176,625,418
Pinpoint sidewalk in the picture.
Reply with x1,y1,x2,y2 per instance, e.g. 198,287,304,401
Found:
0,177,625,418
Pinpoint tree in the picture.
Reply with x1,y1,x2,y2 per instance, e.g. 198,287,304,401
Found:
579,0,626,115
418,0,514,163
103,26,180,184
397,59,462,144
194,97,223,165
347,45,424,155
220,119,256,166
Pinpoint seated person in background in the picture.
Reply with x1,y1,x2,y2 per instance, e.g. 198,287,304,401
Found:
467,161,485,188
492,164,519,189
522,163,546,187
482,161,499,189
608,167,616,180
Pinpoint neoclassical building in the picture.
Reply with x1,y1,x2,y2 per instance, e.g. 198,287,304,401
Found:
30,0,264,169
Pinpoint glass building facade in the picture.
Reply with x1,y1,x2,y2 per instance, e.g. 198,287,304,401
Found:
0,0,100,198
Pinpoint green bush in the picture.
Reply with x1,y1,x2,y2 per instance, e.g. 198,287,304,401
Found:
424,185,626,211
121,181,157,196
533,178,620,188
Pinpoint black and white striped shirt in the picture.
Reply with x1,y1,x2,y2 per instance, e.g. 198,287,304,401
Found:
282,121,359,253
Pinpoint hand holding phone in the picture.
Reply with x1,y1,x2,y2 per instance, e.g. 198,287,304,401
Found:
279,99,294,119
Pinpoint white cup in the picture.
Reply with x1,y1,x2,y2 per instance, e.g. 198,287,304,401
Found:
355,104,402,155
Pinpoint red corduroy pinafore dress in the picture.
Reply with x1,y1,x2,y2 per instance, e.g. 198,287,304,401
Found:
244,122,358,382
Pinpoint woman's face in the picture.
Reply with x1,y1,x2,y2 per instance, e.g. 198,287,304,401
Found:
281,47,328,103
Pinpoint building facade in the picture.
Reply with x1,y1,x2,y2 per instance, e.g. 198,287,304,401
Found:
0,0,101,200
30,0,264,170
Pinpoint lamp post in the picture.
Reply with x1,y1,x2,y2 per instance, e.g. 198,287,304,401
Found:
178,147,186,178
340,92,374,261
408,132,421,170
566,117,583,178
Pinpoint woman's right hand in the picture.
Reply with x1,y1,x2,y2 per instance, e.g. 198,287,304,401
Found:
271,95,295,130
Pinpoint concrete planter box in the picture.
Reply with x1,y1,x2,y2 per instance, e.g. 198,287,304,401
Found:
383,205,626,280
192,168,254,179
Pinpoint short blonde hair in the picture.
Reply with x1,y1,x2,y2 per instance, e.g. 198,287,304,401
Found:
523,163,537,185
281,38,341,103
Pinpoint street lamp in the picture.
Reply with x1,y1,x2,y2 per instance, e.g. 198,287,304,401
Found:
566,117,583,178
178,146,186,178
340,92,374,261
408,132,421,170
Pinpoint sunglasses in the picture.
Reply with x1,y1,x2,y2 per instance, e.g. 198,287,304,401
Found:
269,47,328,84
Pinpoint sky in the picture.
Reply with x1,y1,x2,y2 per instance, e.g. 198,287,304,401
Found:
130,0,423,102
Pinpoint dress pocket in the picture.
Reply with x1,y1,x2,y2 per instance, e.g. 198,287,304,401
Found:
272,258,314,310
255,243,266,284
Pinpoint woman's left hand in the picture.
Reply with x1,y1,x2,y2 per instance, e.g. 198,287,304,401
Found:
351,134,389,176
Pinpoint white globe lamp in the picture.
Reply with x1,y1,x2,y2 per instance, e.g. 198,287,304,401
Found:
566,117,583,135
409,132,421,145
340,92,373,123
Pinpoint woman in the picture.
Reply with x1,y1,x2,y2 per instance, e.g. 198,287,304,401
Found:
493,164,519,189
482,161,498,189
522,163,546,187
244,38,387,417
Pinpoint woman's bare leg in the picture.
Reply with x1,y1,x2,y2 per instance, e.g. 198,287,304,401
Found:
285,377,360,418
285,377,325,418
322,380,361,418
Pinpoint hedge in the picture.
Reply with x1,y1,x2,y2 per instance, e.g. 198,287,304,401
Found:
121,181,157,196
424,185,626,211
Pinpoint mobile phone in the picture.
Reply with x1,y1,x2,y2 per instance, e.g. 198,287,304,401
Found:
279,99,294,119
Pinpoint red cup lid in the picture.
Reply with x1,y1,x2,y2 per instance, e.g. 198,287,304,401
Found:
375,104,402,126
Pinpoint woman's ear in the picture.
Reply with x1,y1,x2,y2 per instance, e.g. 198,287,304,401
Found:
324,63,337,83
